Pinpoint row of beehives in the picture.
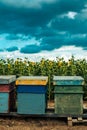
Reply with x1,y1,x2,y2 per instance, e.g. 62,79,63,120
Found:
0,75,84,115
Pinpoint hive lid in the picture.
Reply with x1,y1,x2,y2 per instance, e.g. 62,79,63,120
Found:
53,76,84,85
16,76,48,85
0,75,16,84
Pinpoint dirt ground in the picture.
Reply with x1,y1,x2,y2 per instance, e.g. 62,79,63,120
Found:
0,117,87,130
0,101,87,130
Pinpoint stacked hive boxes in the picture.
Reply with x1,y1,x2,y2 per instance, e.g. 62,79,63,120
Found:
53,76,84,115
0,75,16,113
16,76,48,114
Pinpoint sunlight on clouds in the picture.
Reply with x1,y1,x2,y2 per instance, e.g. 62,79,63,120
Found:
67,12,77,19
0,46,87,62
60,11,77,19
58,45,83,51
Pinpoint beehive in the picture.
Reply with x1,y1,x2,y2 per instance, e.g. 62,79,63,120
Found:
53,76,84,115
0,75,16,113
16,76,48,114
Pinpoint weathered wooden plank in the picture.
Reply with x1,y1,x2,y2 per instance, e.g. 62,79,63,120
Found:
78,117,83,121
54,93,83,115
54,86,83,92
67,117,73,126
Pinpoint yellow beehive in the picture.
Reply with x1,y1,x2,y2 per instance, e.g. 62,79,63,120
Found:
16,76,48,85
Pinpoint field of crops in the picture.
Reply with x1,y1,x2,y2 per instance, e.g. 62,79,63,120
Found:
0,56,87,100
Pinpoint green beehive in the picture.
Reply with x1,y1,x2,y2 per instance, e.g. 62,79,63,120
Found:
53,76,84,115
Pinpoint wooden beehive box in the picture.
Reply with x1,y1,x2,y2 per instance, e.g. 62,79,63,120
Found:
16,76,48,114
0,75,16,113
53,76,84,115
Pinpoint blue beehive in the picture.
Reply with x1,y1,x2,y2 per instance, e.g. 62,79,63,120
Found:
0,75,16,113
16,76,48,114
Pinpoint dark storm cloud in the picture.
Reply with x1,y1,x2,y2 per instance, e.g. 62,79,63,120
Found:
20,43,59,54
6,46,18,52
6,34,30,41
51,16,87,34
40,34,87,50
19,34,69,53
40,36,65,50
20,37,63,53
6,34,23,40
0,0,87,53
20,34,87,54
0,0,86,35
64,35,87,48
20,45,41,53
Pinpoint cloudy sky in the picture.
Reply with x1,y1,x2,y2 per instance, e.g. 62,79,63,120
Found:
0,0,87,61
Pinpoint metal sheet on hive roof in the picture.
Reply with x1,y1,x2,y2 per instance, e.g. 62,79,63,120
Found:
0,75,16,84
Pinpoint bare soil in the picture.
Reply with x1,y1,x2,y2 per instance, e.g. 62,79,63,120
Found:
0,101,87,130
0,117,87,130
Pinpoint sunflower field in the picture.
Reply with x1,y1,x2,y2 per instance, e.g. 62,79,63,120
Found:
0,56,87,100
